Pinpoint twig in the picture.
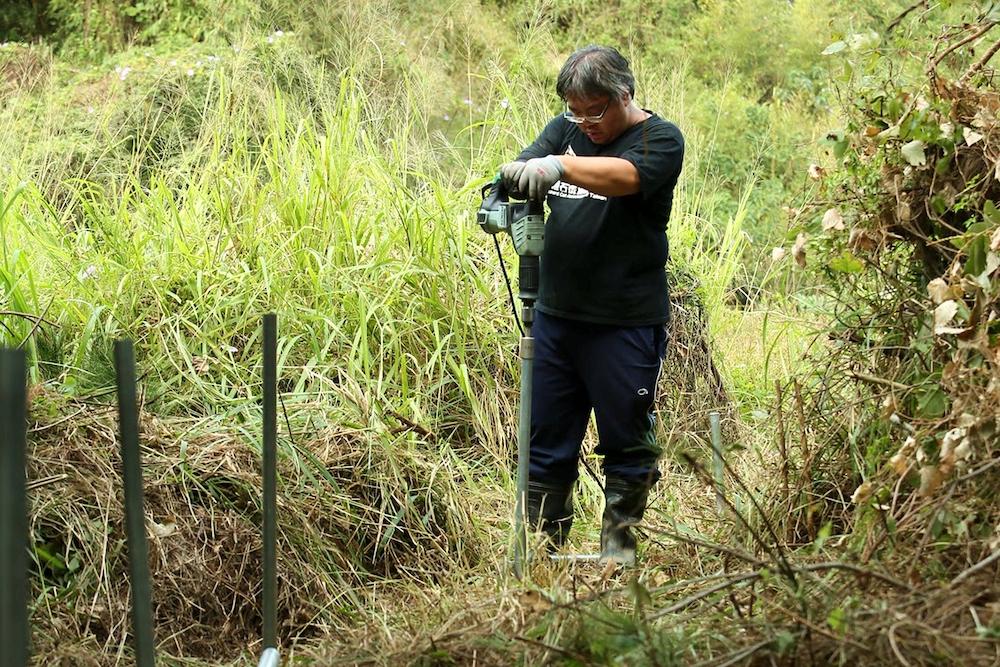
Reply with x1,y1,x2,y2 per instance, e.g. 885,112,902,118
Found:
928,21,997,75
888,621,914,667
28,406,90,433
387,410,437,440
646,570,762,619
0,310,58,327
799,561,914,592
689,637,775,667
847,371,910,392
26,473,70,491
681,454,798,588
774,380,790,521
17,301,54,348
905,486,955,581
951,548,1000,586
646,524,767,568
957,457,1000,482
887,1,928,33
962,36,1000,82
513,634,593,663
770,600,871,652
793,380,815,541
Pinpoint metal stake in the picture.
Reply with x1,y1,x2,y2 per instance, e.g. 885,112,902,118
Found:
262,314,278,650
512,304,534,579
114,340,155,667
548,553,601,562
1,349,29,667
709,411,725,515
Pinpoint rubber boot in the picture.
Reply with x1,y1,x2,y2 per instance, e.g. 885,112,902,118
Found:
526,480,574,550
600,476,651,566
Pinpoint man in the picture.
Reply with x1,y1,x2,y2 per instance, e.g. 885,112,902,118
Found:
500,45,684,565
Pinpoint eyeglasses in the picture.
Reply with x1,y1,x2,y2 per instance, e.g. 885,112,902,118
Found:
563,99,611,124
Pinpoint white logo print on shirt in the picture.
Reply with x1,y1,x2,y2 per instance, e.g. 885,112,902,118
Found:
548,146,608,201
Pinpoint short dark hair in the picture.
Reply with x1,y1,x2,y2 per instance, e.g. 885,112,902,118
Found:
556,45,635,101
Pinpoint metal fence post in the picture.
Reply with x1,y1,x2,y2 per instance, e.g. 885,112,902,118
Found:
114,340,155,667
1,349,29,667
262,314,278,651
709,411,725,515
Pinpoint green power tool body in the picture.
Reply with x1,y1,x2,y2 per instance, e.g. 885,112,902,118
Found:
476,177,544,577
477,180,545,261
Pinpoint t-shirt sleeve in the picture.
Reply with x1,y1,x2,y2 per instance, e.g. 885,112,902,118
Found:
618,120,684,198
516,115,566,161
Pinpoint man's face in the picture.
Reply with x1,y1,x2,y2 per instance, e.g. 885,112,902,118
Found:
564,92,629,145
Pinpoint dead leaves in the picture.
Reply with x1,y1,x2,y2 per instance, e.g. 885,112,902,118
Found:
822,208,845,232
933,300,964,335
792,233,808,268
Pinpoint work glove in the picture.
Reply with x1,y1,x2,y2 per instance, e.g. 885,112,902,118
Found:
518,155,565,201
500,161,527,195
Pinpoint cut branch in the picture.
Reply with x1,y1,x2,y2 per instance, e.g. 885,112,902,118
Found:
929,21,997,76
962,35,1000,82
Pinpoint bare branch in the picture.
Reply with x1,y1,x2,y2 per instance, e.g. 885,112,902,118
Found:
961,36,1000,82
950,548,1000,586
928,21,997,76
888,1,929,34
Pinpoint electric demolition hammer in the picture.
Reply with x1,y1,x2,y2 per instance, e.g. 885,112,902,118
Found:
476,178,545,295
476,177,544,577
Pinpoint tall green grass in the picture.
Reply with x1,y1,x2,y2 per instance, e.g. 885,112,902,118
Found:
0,28,756,424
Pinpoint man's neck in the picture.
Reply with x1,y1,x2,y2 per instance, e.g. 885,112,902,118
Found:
625,103,651,126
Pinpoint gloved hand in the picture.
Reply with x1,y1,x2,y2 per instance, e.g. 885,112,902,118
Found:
518,155,565,201
500,161,527,195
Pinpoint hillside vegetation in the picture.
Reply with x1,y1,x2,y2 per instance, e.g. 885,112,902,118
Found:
2,0,998,665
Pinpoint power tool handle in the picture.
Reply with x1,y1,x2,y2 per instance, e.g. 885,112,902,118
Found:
483,177,506,202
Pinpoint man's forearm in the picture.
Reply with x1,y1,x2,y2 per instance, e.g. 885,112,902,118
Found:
557,155,641,197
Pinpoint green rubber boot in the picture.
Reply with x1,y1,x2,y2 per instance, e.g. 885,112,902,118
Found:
526,480,574,550
600,476,651,566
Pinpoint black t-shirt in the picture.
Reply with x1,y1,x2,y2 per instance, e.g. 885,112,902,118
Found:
517,112,684,326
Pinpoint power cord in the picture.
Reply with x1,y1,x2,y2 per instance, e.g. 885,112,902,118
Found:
494,235,524,337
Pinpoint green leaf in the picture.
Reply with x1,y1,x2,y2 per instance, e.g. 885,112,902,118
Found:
628,578,652,610
901,140,926,166
985,1,1000,24
966,236,987,276
888,97,905,122
985,200,1000,224
829,251,864,273
833,138,850,159
917,387,947,419
827,606,846,633
34,544,67,572
931,195,948,216
822,41,847,55
776,630,797,654
813,521,833,551
967,220,992,235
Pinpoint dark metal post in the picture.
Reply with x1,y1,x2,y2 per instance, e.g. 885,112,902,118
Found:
262,314,278,649
1,349,29,667
114,340,155,667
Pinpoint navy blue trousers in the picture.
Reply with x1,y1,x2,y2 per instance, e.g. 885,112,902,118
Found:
529,310,668,486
